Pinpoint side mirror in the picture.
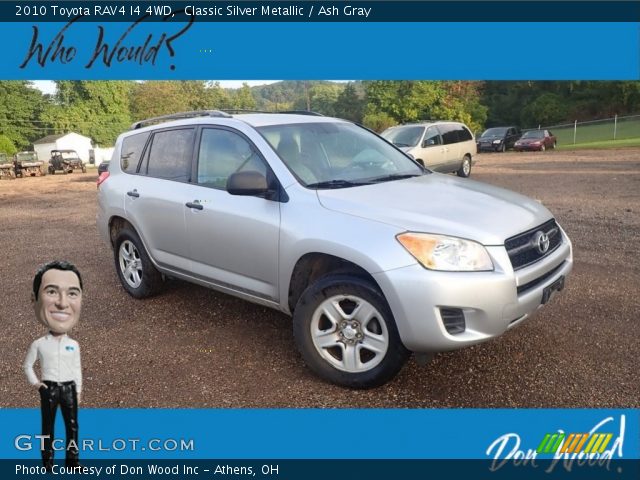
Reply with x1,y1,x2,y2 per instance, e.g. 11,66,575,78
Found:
227,171,279,200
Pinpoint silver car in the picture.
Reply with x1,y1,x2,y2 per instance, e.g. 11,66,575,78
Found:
97,111,573,388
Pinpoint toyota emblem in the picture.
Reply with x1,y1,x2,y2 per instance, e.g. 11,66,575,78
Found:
534,231,550,254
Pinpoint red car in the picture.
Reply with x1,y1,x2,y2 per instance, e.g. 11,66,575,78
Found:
514,129,557,151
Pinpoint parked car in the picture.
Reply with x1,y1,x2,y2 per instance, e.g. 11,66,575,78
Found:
98,161,110,175
97,111,573,388
514,130,557,152
381,121,476,177
477,126,521,152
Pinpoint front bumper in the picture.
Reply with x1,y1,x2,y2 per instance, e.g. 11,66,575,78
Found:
373,230,573,352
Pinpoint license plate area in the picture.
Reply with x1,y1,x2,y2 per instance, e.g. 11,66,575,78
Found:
541,275,565,305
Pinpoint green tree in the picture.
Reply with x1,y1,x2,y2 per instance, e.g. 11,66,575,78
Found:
334,83,365,123
0,81,47,149
0,134,17,155
232,83,257,110
44,81,132,146
364,81,487,133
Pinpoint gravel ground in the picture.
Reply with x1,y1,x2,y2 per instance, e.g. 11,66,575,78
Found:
1,148,638,408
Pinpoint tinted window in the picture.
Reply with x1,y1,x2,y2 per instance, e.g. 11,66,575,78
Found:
458,126,473,141
144,129,194,182
197,128,266,190
439,124,458,145
120,132,150,173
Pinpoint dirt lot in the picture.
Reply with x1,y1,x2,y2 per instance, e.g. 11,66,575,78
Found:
1,148,638,408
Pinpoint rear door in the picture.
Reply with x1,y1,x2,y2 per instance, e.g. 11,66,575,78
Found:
437,123,461,172
419,126,448,171
124,127,196,273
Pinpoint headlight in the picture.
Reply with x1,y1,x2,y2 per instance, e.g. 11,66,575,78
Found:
397,233,494,271
492,139,502,144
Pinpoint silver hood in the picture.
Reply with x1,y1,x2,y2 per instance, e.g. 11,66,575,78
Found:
317,173,553,245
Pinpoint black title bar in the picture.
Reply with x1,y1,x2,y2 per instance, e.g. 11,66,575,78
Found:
5,1,640,22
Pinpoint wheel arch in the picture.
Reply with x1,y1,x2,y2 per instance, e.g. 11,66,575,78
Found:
287,252,384,314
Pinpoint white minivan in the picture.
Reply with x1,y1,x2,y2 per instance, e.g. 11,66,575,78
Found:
381,121,476,177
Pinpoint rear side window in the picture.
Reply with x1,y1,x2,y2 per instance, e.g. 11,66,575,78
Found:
439,124,458,145
143,129,194,182
120,132,150,173
458,126,473,141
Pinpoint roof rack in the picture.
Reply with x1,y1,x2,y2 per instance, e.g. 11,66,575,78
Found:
221,109,324,116
276,110,324,116
130,110,232,130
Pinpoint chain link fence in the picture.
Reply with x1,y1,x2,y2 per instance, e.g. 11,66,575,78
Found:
524,114,640,146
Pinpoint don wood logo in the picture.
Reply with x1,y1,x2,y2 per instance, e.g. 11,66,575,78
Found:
486,415,626,473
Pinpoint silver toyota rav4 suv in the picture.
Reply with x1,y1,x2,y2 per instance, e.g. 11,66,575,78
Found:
97,111,573,388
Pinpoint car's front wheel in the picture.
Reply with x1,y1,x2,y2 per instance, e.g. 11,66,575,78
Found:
113,228,164,298
540,144,546,152
293,274,409,389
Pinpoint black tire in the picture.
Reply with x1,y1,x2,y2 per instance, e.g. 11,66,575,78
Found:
552,141,557,150
293,274,409,389
500,143,506,153
457,155,472,178
540,144,546,152
81,165,87,173
113,227,163,298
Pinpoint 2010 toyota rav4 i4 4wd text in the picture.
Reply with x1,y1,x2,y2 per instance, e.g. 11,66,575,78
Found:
97,111,573,388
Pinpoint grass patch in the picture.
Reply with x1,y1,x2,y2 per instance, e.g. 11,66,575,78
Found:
557,137,640,150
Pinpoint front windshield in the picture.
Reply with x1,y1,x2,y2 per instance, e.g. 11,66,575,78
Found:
17,153,37,161
481,127,507,137
522,130,544,139
258,122,424,188
380,126,424,147
59,152,79,160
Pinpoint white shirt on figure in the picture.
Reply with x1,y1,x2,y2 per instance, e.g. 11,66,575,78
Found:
23,333,82,393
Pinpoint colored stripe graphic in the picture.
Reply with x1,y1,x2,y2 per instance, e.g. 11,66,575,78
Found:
539,433,614,455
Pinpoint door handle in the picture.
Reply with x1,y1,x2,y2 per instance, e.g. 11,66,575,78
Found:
127,190,140,198
185,201,203,210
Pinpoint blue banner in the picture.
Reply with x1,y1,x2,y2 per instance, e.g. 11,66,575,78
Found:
4,21,639,79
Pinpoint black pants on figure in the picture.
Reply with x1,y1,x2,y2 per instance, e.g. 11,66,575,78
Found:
39,381,79,468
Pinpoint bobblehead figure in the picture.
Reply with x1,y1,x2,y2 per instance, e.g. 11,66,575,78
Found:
23,261,84,471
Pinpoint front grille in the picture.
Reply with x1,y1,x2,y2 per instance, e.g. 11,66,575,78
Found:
506,219,562,270
517,261,566,295
440,308,465,335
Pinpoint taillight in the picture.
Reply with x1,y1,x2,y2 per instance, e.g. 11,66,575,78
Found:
97,171,110,188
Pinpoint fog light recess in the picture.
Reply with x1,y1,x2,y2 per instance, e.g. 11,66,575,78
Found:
440,308,466,335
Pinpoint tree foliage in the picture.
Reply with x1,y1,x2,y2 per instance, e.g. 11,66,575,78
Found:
43,81,132,146
0,134,17,155
333,83,365,123
0,81,47,150
363,81,487,133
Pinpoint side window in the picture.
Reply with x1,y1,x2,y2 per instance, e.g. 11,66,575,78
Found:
423,126,441,146
120,132,150,174
144,129,194,182
458,126,473,141
439,124,458,145
197,128,266,190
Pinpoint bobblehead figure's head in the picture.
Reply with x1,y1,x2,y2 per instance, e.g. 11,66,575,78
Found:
32,261,83,334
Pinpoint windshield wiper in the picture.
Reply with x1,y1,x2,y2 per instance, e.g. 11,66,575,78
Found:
369,173,424,183
306,179,369,189
393,142,411,147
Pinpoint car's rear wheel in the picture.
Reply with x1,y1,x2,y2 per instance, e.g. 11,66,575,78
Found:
293,274,409,389
457,155,472,178
114,228,163,298
552,141,557,149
